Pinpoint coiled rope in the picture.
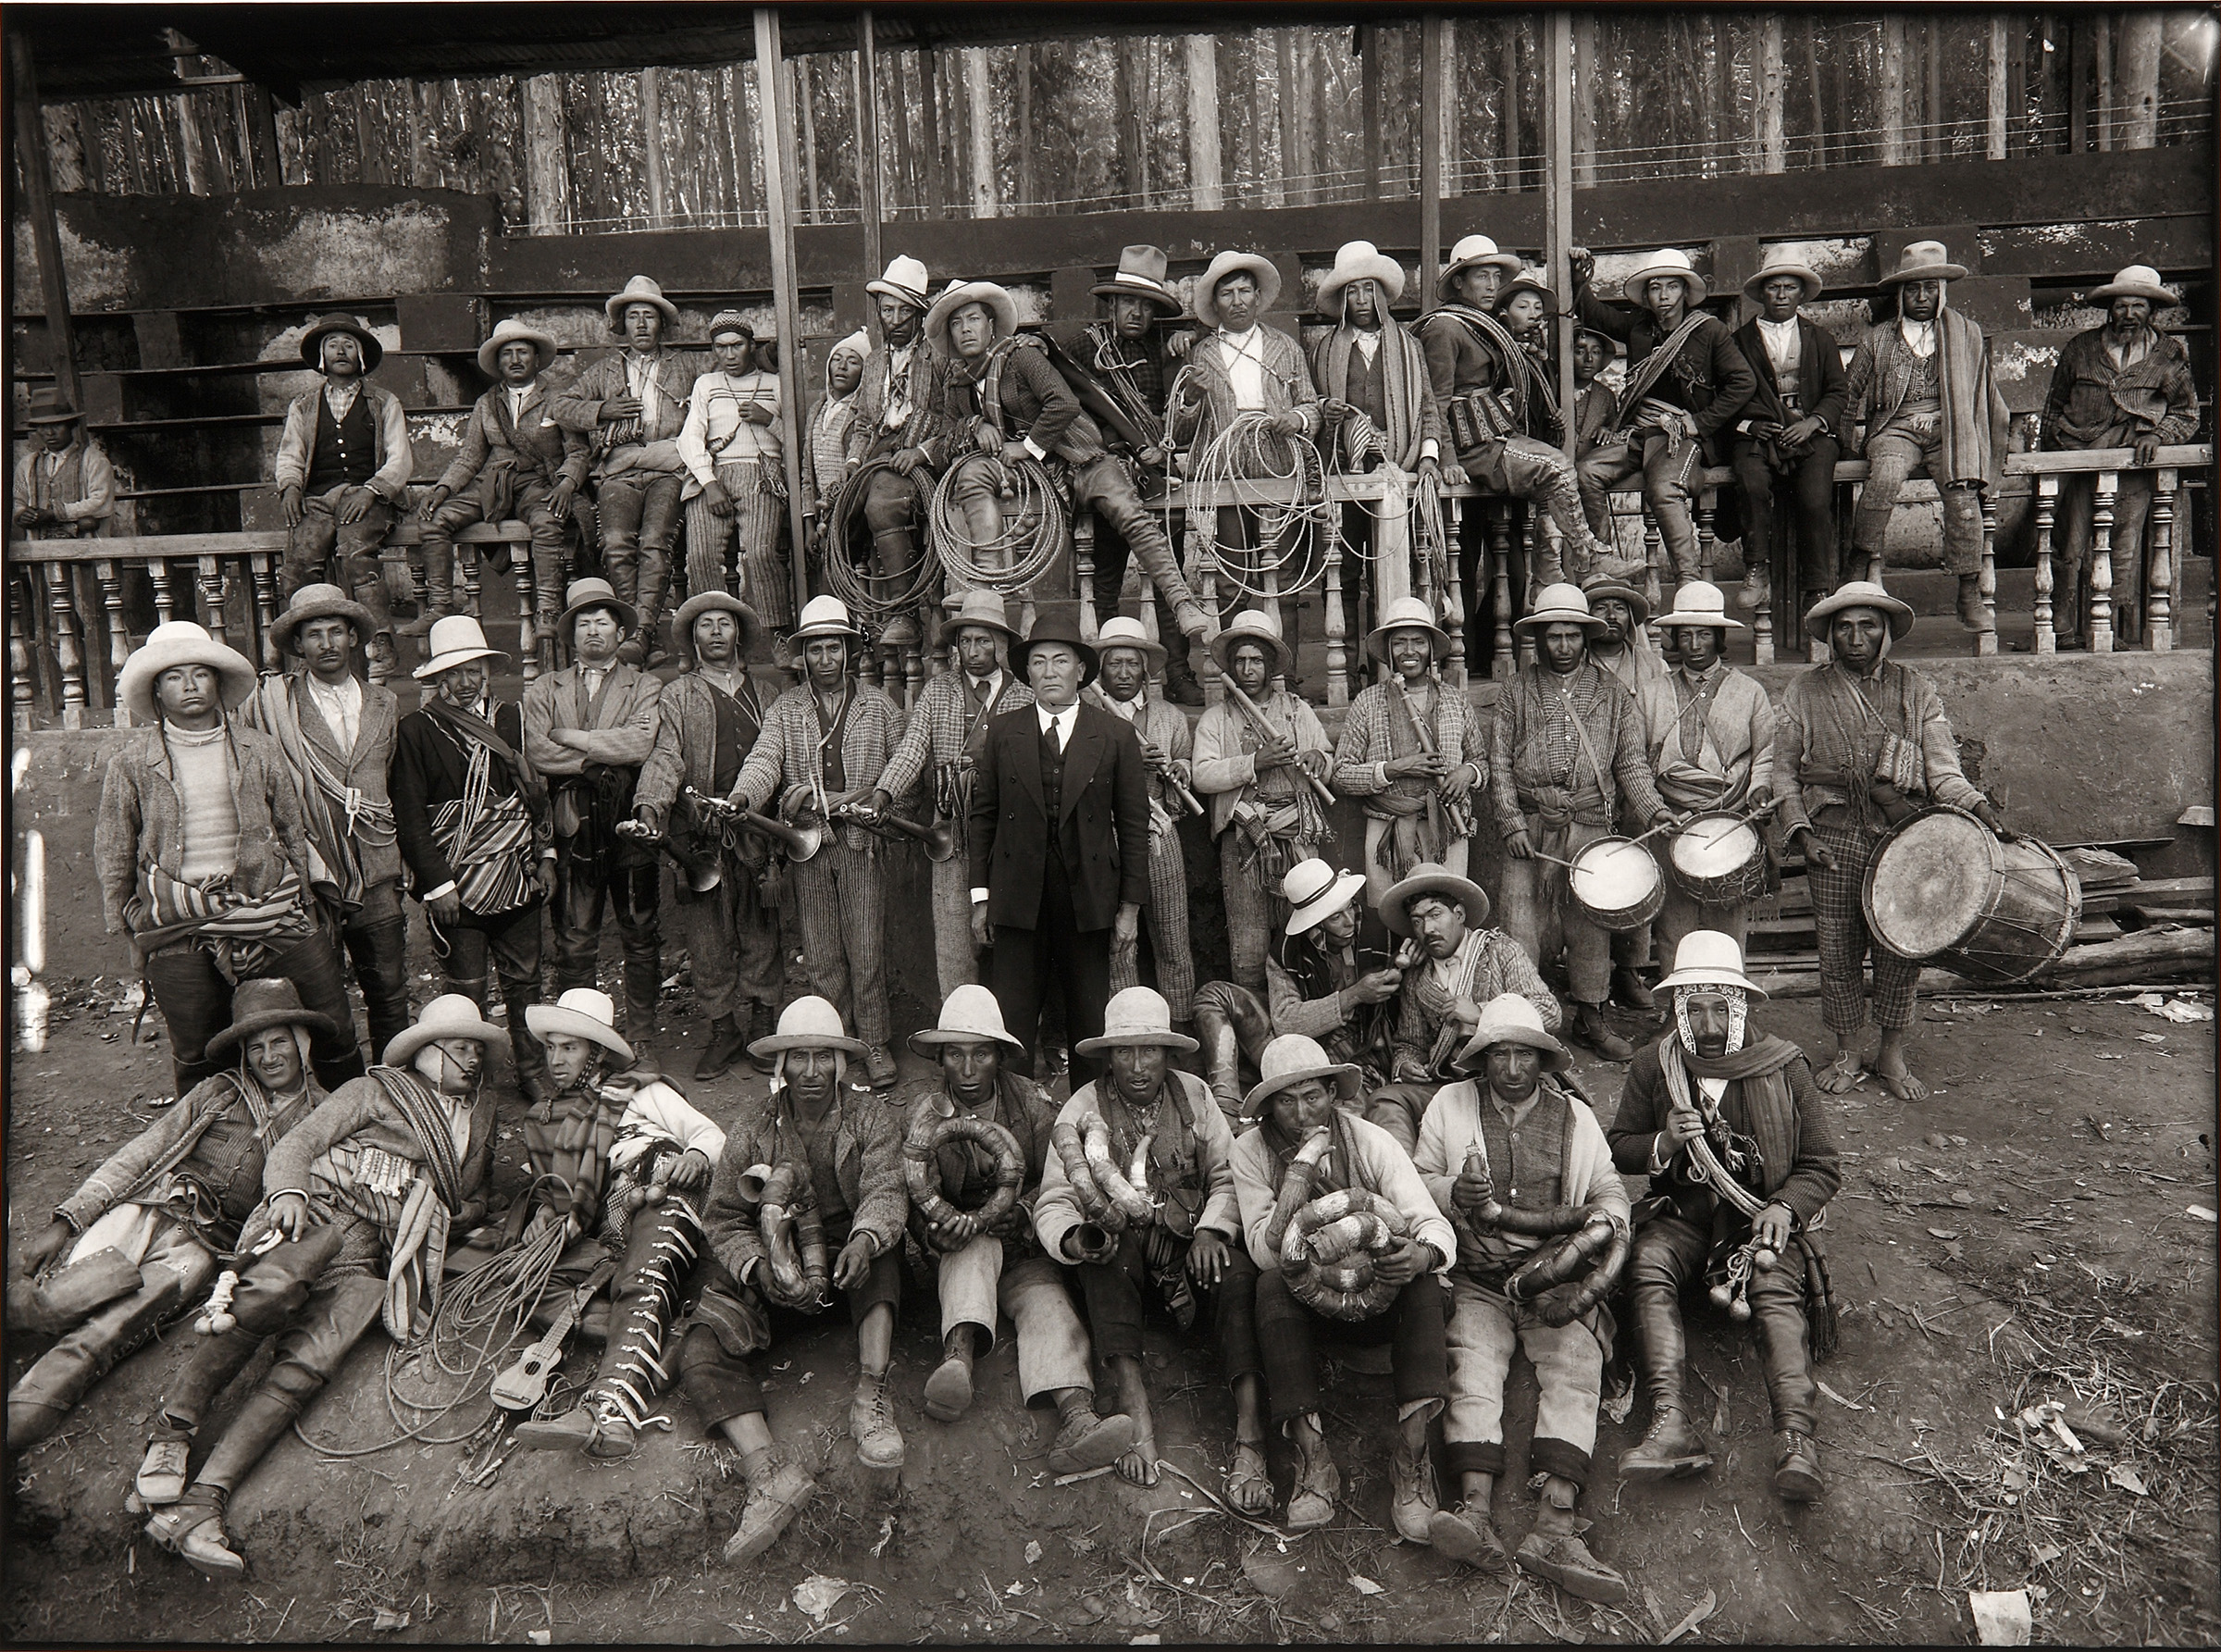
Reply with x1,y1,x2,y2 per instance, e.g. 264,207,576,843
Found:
927,453,1068,594
1175,401,1335,602
823,457,943,625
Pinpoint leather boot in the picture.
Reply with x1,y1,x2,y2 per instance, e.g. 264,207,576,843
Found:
7,1268,185,1447
503,989,552,1107
694,1014,750,1081
722,1457,816,1564
145,1487,244,1578
746,1002,779,1075
1773,1429,1824,1503
192,1385,306,1500
849,1370,906,1471
1571,1001,1635,1062
400,547,455,636
1388,1421,1441,1543
1616,1288,1713,1480
626,982,662,1062
924,1328,976,1422
1610,965,1656,1012
635,557,672,668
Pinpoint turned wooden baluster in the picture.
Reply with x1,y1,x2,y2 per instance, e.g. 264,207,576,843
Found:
2146,469,2178,653
1192,509,1225,706
43,562,89,728
1073,505,1098,642
1639,496,1666,616
1322,503,1349,708
1516,506,1539,671
195,556,230,649
460,545,484,618
93,559,134,716
1695,486,1718,586
1487,502,1515,682
2030,477,2057,654
147,557,179,627
1974,495,1999,656
903,625,924,712
2089,469,2118,653
9,572,37,732
1137,582,1167,694
248,552,280,672
512,543,541,683
1443,499,1469,689
408,548,431,627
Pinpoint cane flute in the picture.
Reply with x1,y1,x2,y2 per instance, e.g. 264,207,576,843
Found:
1396,674,1477,839
1222,677,1336,811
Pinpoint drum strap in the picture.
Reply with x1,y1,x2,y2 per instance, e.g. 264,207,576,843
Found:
1557,686,1617,821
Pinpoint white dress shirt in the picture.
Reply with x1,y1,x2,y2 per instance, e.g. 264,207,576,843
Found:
1217,329,1267,411
1757,316,1802,376
504,383,537,426
1897,316,1939,359
303,671,363,751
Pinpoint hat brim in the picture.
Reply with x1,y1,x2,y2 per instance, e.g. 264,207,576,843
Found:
1318,258,1408,314
1438,251,1526,298
1881,264,1967,286
924,283,1019,354
1581,582,1651,626
477,330,559,378
1742,267,1823,304
1241,1062,1362,1119
750,1031,871,1059
1285,868,1368,936
1091,277,1184,312
1452,1025,1570,1074
606,292,681,329
1015,632,1099,687
1657,967,1769,1000
300,321,386,372
1381,872,1491,936
413,644,511,680
1622,264,1710,306
1655,609,1746,632
676,592,764,649
788,623,863,654
1363,618,1452,668
524,1005,635,1064
1208,627,1294,679
865,281,930,311
1803,593,1915,643
1195,256,1282,328
384,1012,509,1066
2088,281,2175,307
907,1025,1026,1057
942,601,1024,645
25,408,82,424
1513,609,1610,638
118,640,260,722
559,594,640,638
1495,277,1555,310
1073,1026,1201,1056
1092,631,1167,671
271,597,377,652
205,1004,341,1060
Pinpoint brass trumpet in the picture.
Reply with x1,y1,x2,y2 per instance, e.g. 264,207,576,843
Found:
835,801,962,863
618,789,824,890
689,787,826,863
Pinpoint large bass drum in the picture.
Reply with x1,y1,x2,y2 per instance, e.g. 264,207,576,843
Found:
1861,806,2081,986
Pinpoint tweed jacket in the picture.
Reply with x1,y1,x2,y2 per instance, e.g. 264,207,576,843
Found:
13,438,116,534
702,1087,908,1284
259,1072,496,1228
877,668,1033,807
1772,659,1983,840
738,679,908,852
849,338,952,468
521,660,662,779
1391,925,1562,1075
1569,289,1756,455
1843,310,2008,488
271,382,415,501
634,666,777,815
56,1069,326,1235
941,338,1108,465
800,391,858,520
389,699,552,899
433,380,590,494
550,347,702,478
1165,324,1322,449
2040,327,2202,452
1731,316,1851,438
1085,683,1191,812
1489,660,1669,837
1332,677,1483,800
93,724,318,943
235,672,403,893
1636,663,1777,814
1191,690,1333,840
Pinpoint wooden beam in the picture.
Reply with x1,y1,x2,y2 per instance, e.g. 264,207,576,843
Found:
244,83,280,186
1185,33,1222,211
641,67,667,227
1571,12,1596,187
1419,12,1443,314
1987,15,2010,160
2116,13,2163,150
1545,10,1574,457
1359,24,1382,198
963,46,998,217
752,7,812,612
2069,15,2091,152
1758,15,1786,174
1882,15,1907,166
8,30,81,408
856,10,883,278
521,72,570,231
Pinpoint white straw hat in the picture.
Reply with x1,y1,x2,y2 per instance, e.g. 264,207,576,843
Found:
1073,987,1198,1055
525,987,635,1064
117,621,257,722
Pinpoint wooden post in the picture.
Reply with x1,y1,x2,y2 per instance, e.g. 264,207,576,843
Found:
1420,13,1444,314
2031,476,2058,652
856,12,883,282
963,47,998,218
918,46,946,217
2068,17,2091,152
2146,469,2178,652
1881,16,1907,165
1359,24,1383,199
1571,14,1596,188
1987,17,2010,159
1438,15,1459,197
1759,16,1786,173
1186,34,1223,211
1014,43,1035,210
521,74,571,232
2094,14,2113,150
798,59,822,223
2089,469,2117,652
1545,11,1576,457
2116,14,2163,149
1976,495,1999,655
640,68,667,228
9,31,82,411
755,7,813,615
244,83,280,186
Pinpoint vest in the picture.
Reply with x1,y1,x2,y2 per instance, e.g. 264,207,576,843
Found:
1038,720,1070,868
304,391,378,493
1453,1087,1575,1289
1347,341,1391,430
180,1078,311,1223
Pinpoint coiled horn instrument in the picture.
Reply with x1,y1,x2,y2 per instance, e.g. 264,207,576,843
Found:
903,1110,1025,1236
731,1160,831,1309
1259,1125,1412,1321
1050,1111,1158,1263
1462,1146,1630,1327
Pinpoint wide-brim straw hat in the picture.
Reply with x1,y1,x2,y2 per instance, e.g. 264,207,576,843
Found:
557,577,639,640
907,983,1025,1057
1091,615,1166,672
383,992,509,1067
1515,582,1609,638
1092,245,1184,312
1452,992,1570,1074
1316,241,1407,315
866,255,932,312
1654,579,1746,631
1742,255,1824,305
790,595,863,649
1282,858,1367,938
750,994,870,1059
299,314,385,372
1579,576,1651,627
1440,233,1525,299
1381,863,1490,936
414,615,511,680
675,590,763,652
2088,265,2175,307
1620,249,1709,307
477,317,560,378
1015,612,1099,687
1073,986,1199,1056
1241,1034,1362,1119
1194,252,1282,329
1208,610,1294,678
925,280,1020,356
205,978,340,1060
118,621,257,722
1880,240,1967,286
1494,271,1555,312
1656,929,1769,999
1804,579,1915,644
605,274,680,329
1365,595,1452,668
943,587,1021,644
269,582,375,653
525,987,635,1064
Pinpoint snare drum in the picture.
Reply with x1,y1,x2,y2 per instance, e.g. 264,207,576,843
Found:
1861,807,2082,986
1569,836,1665,933
1669,811,1769,907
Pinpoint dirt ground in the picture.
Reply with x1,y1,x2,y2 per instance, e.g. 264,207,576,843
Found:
6,959,2215,1646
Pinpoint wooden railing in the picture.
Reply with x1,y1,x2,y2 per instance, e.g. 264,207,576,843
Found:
2004,445,2212,655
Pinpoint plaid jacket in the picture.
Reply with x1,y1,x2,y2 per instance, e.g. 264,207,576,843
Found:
738,680,908,851
1165,325,1322,449
1488,661,1668,836
634,667,777,814
1085,685,1192,810
876,669,1034,806
1332,678,1482,800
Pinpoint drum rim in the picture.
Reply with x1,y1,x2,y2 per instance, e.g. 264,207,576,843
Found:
1860,804,2082,975
1671,811,1762,876
1570,834,1662,902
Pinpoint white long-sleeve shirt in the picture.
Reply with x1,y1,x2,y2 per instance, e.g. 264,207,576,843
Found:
1411,1079,1629,1266
609,1076,727,1173
1230,1112,1457,1275
677,369,782,492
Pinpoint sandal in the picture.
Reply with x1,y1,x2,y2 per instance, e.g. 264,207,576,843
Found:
1225,1441,1272,1516
1815,1050,1865,1095
135,1437,191,1507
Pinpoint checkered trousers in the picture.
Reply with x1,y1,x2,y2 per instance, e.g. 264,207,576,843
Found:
1110,826,1195,1019
1805,816,1920,1035
683,461,792,627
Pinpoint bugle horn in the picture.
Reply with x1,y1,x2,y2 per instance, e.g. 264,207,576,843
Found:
682,786,825,863
841,804,961,863
1222,678,1337,811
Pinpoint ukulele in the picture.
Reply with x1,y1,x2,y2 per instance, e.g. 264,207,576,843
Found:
491,1259,616,1412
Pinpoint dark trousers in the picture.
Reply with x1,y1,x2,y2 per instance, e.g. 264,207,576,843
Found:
990,851,1112,1092
1731,434,1843,602
1631,1212,1816,1436
1077,1229,1262,1386
336,879,412,1063
428,897,548,1091
1254,1265,1450,1430
144,925,367,1096
549,838,663,1013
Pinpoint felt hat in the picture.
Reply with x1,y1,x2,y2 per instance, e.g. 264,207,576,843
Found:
1194,251,1282,328
268,581,375,653
299,314,385,373
1092,245,1184,312
525,987,635,1065
1620,248,1709,307
1439,233,1525,298
117,621,257,722
1073,987,1199,1055
1014,611,1099,688
1091,615,1166,672
604,274,681,329
907,983,1025,1056
383,992,508,1067
790,595,863,649
924,280,1020,356
707,309,756,343
1515,582,1609,638
1207,608,1294,679
1803,579,1915,644
1655,929,1769,999
748,993,868,1060
1241,1034,1362,1119
1742,252,1824,305
1282,858,1367,938
674,590,763,653
204,977,340,1061
1579,574,1651,627
476,317,559,378
1879,240,1967,286
1653,579,1745,631
23,385,82,425
2088,265,2175,307
1575,325,1624,356
556,576,638,640
866,255,933,312
1452,992,1570,1074
1364,594,1453,668
412,615,510,680
1494,270,1555,312
942,587,1022,645
1316,241,1407,315
1381,861,1490,936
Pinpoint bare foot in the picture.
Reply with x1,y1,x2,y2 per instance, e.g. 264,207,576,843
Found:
1117,1436,1160,1487
1873,1051,1929,1101
1226,1441,1272,1514
1816,1050,1866,1094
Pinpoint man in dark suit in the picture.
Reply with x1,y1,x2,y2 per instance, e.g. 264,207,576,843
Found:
1728,255,1850,618
968,614,1151,1092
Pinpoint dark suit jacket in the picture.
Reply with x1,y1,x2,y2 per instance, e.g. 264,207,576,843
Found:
969,700,1151,933
391,700,548,896
1570,289,1757,457
1731,317,1850,439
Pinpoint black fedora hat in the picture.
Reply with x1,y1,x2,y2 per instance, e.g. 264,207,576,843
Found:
1013,610,1099,688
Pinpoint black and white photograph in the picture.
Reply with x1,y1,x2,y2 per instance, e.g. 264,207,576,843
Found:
4,2,2215,1643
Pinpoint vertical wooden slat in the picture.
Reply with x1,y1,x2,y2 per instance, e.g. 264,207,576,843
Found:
1804,18,1826,169
9,31,82,410
2031,476,2058,652
1498,19,1520,190
2068,16,2091,152
1925,18,1942,162
2088,469,2117,652
1420,13,1444,315
963,47,997,218
1438,15,1459,197
2116,15,2164,150
1275,30,1299,207
1014,42,1035,210
641,68,667,227
1570,13,1596,188
918,45,946,217
1987,17,2010,159
1758,16,1786,172
1882,16,1907,164
1359,24,1383,199
1545,11,1576,456
798,58,822,223
521,74,571,232
244,83,279,187
754,6,813,615
856,13,883,277
2093,14,2113,150
1186,34,1223,211
2146,469,2178,652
